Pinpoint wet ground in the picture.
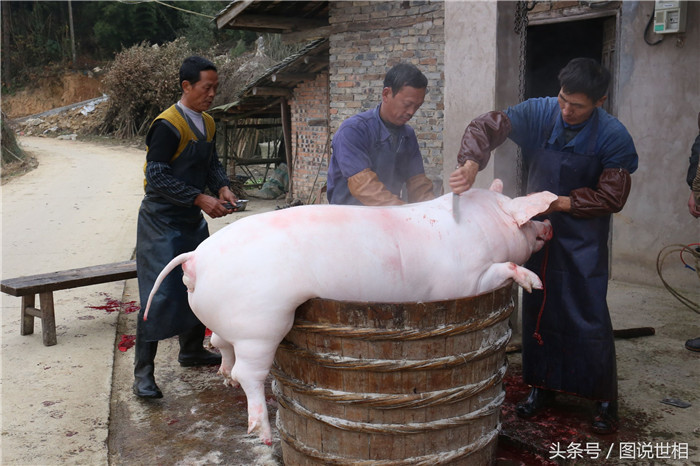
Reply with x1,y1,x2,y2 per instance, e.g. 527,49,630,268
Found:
108,275,284,466
106,276,699,466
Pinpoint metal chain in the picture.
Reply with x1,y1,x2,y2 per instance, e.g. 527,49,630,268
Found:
514,1,531,196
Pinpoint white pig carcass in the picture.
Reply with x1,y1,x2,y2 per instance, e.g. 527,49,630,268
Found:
144,179,555,445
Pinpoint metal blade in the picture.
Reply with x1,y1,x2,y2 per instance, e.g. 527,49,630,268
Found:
452,192,460,223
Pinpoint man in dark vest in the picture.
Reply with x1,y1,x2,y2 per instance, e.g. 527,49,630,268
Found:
449,58,638,434
134,56,238,398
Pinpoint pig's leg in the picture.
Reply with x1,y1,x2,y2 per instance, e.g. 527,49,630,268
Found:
480,262,543,293
210,332,237,388
230,340,279,446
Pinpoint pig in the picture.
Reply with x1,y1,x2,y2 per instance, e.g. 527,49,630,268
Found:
144,178,555,445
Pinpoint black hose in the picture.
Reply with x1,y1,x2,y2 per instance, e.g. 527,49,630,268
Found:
644,5,664,46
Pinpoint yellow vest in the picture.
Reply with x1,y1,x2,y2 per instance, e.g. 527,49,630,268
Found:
143,105,217,186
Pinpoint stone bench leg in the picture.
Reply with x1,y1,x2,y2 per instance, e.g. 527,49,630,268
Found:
20,292,57,346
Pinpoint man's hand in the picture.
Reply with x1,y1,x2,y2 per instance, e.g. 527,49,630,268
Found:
542,195,572,216
449,160,479,195
218,186,238,206
689,191,700,218
194,187,238,219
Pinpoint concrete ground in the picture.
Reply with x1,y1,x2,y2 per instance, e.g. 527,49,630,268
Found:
2,137,699,465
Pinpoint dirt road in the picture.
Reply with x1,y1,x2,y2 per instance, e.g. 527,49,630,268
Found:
2,137,144,276
1,136,145,465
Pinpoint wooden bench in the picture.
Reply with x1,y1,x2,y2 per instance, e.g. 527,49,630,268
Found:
0,261,137,346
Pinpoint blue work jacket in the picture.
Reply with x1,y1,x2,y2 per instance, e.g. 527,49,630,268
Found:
327,105,426,205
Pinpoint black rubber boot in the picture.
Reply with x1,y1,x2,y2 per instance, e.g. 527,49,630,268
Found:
178,323,221,367
516,387,555,418
133,339,163,399
685,337,700,352
592,400,618,434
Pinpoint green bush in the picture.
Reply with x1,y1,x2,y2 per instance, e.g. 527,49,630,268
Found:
98,39,193,139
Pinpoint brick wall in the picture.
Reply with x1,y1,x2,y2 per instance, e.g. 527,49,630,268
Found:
290,72,330,203
328,1,445,192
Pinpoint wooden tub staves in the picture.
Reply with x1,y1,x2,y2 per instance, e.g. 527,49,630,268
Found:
272,284,514,465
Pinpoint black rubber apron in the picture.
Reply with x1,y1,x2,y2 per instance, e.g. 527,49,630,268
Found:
136,110,214,341
521,112,618,401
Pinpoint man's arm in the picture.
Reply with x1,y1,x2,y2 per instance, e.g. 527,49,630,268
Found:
550,168,632,218
206,137,234,197
406,174,434,203
450,111,512,194
348,169,404,206
456,111,512,168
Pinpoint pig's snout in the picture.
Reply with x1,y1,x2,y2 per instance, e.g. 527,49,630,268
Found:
538,219,553,241
532,219,553,251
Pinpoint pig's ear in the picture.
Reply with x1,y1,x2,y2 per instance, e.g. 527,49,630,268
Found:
505,191,558,226
489,179,504,193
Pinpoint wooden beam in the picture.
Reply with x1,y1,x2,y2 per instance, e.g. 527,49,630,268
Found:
215,0,254,30
251,87,292,97
229,13,327,32
282,25,332,44
280,99,294,202
235,98,283,120
307,118,328,127
271,73,317,83
528,5,619,26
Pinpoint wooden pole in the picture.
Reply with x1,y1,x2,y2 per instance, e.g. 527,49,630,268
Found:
68,0,76,65
2,1,11,83
281,98,293,202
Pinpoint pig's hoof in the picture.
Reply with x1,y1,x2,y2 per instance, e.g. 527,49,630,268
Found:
248,419,272,445
222,377,239,389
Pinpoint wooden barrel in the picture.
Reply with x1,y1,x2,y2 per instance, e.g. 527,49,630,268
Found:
272,284,514,465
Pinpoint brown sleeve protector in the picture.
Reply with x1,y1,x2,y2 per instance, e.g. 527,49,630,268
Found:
348,168,405,206
406,174,435,203
457,111,512,169
569,167,632,218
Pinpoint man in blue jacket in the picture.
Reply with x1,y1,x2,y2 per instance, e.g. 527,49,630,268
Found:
327,63,435,205
450,58,638,434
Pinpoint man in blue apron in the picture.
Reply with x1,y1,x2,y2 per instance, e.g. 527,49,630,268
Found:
449,58,638,434
134,56,238,398
327,63,435,205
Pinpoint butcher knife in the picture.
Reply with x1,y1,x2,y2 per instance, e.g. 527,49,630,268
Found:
452,163,461,223
452,192,460,223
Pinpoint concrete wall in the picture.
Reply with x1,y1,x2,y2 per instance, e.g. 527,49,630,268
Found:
444,1,699,291
444,1,500,191
613,1,699,290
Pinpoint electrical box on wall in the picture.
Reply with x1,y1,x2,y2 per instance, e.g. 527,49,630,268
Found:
654,1,687,34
